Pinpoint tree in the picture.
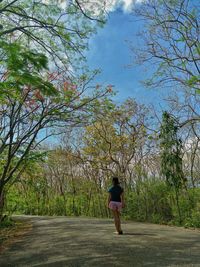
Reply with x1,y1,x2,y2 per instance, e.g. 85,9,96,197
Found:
132,0,200,91
0,0,105,72
0,0,111,220
166,89,200,188
0,41,110,219
82,98,151,185
159,111,186,224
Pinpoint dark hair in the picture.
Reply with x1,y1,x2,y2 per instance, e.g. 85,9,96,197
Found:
112,177,120,186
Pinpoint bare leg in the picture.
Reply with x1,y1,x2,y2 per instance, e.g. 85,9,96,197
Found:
112,210,122,233
116,210,122,233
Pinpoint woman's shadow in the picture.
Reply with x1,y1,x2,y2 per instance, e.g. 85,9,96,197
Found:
122,232,156,236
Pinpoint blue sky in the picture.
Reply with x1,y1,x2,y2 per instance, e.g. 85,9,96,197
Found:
85,7,168,107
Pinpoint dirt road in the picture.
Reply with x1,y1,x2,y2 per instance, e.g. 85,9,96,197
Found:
0,216,200,267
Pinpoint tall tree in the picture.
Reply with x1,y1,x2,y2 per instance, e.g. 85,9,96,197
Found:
160,111,186,224
0,0,110,220
0,41,110,219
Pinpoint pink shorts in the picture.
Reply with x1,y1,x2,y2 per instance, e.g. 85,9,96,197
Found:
109,201,122,211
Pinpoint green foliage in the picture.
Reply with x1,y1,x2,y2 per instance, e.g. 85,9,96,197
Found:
0,0,104,72
0,0,111,221
159,111,186,224
186,75,200,88
124,180,172,223
160,112,185,189
5,172,200,229
50,196,67,216
184,211,200,228
0,41,57,99
0,216,14,228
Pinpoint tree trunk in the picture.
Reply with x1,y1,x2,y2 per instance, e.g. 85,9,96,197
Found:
175,188,182,225
0,185,5,221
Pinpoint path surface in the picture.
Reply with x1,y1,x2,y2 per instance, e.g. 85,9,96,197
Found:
1,216,200,267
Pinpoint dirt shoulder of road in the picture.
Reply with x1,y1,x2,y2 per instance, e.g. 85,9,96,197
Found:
0,218,32,254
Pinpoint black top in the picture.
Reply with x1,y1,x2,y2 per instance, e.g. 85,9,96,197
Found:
108,185,123,202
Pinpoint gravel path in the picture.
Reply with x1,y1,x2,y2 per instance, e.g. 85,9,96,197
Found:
1,215,200,267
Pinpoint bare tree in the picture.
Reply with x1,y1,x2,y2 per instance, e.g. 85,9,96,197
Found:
132,0,200,90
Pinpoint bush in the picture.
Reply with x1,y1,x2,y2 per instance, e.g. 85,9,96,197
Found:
124,180,173,224
0,216,15,228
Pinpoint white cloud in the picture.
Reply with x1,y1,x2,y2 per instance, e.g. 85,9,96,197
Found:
43,0,144,14
124,0,146,11
104,0,144,13
77,0,144,15
122,0,136,12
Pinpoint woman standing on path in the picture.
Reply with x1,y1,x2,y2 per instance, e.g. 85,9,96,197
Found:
108,177,125,235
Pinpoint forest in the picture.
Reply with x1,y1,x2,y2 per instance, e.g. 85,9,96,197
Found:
1,0,200,229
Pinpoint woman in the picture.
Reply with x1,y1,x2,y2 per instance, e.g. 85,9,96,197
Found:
108,177,125,234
